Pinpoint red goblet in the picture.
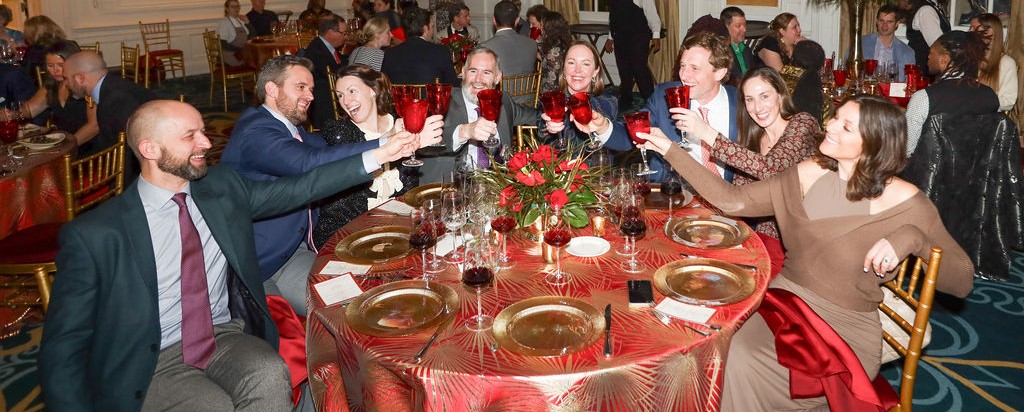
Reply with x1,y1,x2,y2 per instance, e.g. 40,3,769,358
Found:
625,111,655,176
567,92,593,124
864,59,878,77
540,91,566,123
476,89,502,148
832,69,847,88
401,99,428,167
664,85,690,110
426,83,452,116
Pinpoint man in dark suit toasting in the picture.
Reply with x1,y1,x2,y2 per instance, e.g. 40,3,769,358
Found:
39,100,417,410
419,47,536,184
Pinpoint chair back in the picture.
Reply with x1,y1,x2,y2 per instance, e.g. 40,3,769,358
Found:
35,66,45,89
515,125,538,151
120,42,141,83
62,132,127,220
326,68,341,121
138,19,175,52
297,30,318,50
501,71,542,107
202,30,225,73
389,83,429,100
878,246,943,412
80,41,102,57
0,262,57,313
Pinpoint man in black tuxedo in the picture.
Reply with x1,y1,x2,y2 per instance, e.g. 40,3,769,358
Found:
381,7,458,85
301,14,349,130
64,51,154,175
247,0,278,36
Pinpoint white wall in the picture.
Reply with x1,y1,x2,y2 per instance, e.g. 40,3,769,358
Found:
41,0,841,80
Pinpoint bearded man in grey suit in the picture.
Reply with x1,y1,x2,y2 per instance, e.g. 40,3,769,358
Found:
418,47,537,184
480,0,537,77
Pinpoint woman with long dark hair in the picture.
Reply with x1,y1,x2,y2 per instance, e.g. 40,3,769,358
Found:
640,94,973,410
21,41,98,147
537,11,572,96
754,12,804,71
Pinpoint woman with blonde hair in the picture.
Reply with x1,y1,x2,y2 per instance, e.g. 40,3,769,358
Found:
348,16,392,71
22,15,75,78
970,13,1018,111
754,12,804,71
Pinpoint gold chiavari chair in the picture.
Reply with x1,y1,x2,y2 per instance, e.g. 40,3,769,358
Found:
327,68,341,121
138,19,186,88
79,41,102,57
389,83,429,100
35,66,45,89
202,30,258,112
501,71,542,107
120,42,142,84
878,246,943,412
0,132,126,314
515,125,538,151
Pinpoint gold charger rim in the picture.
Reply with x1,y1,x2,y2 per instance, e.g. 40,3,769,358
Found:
665,215,751,249
402,182,443,208
344,280,460,337
653,258,757,306
334,225,412,264
492,296,605,357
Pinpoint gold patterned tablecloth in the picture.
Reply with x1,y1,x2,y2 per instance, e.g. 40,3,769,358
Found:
306,204,770,411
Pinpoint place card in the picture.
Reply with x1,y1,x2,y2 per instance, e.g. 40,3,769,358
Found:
320,260,371,276
888,82,907,98
373,199,414,216
654,298,716,324
434,233,464,256
313,274,363,306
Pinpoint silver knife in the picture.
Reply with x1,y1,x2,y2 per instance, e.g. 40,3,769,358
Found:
603,304,612,357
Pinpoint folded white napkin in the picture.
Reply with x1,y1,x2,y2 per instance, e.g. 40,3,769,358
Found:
319,260,371,276
654,298,716,324
313,274,363,306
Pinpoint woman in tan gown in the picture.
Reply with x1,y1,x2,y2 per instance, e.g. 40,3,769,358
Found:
639,94,974,410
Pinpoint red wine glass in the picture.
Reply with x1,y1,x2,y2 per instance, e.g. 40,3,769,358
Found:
406,209,437,278
568,92,602,150
476,89,502,148
462,237,496,331
833,69,847,88
543,205,573,286
625,111,656,176
664,85,691,146
864,59,878,78
400,99,428,167
660,169,683,224
491,210,517,269
618,196,647,273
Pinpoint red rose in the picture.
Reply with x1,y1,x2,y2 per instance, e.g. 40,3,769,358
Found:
510,199,524,212
515,170,546,186
499,185,518,206
530,145,555,165
508,151,530,171
545,189,569,209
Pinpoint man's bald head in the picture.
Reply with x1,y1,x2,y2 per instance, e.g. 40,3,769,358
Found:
126,100,196,157
64,51,107,75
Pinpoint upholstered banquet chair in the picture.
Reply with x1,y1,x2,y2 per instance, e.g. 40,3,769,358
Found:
138,19,186,88
0,133,126,313
500,71,542,107
202,30,258,112
878,247,943,412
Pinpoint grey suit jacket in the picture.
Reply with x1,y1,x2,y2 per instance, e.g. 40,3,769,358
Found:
39,156,371,411
480,28,537,77
418,87,537,183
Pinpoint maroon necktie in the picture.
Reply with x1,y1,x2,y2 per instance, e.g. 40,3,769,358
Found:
171,193,216,369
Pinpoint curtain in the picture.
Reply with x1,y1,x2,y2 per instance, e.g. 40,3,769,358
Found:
838,0,881,58
649,0,679,83
544,0,579,25
1007,0,1024,146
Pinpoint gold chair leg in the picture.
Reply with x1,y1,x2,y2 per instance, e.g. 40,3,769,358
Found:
34,267,51,313
209,74,216,108
222,79,229,112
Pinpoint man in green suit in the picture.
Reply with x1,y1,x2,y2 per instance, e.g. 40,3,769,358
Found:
39,100,417,410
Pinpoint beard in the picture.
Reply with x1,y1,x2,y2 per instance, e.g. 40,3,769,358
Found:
157,149,207,181
276,93,308,124
462,81,494,105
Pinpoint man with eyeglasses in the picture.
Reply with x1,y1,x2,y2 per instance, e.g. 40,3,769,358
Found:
301,14,349,130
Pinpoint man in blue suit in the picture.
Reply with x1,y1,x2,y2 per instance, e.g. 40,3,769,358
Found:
605,31,738,182
861,5,915,82
220,55,442,315
39,100,417,410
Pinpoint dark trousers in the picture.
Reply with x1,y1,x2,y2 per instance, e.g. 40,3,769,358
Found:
614,34,656,105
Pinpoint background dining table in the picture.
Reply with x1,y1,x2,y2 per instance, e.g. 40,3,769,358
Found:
242,35,301,70
0,133,76,240
305,193,772,411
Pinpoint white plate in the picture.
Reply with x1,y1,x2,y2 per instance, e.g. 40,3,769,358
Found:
19,133,65,150
566,236,611,257
16,124,41,138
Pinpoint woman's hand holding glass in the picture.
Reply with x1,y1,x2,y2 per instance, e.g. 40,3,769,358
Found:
633,128,675,156
373,130,419,164
413,114,445,147
669,107,717,146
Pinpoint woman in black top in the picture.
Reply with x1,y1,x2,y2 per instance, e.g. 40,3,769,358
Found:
21,41,98,147
754,12,804,71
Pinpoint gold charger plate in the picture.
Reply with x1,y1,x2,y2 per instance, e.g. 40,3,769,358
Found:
653,258,756,306
666,215,750,249
644,183,694,210
493,296,605,357
402,183,443,208
345,280,459,337
334,225,411,264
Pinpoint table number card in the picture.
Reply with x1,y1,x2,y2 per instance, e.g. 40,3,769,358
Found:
888,83,907,98
313,274,363,306
655,298,716,324
320,260,371,276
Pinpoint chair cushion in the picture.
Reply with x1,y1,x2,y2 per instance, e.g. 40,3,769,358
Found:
148,49,183,58
0,223,63,264
879,287,932,364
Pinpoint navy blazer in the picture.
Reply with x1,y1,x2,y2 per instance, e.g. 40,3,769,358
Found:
220,105,379,279
606,82,738,182
39,156,371,411
860,33,916,82
300,37,346,130
381,36,459,85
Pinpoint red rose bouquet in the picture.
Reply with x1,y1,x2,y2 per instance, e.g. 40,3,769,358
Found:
478,136,600,228
440,33,476,62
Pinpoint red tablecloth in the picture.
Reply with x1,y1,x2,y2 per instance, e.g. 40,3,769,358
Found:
0,136,76,240
306,203,771,411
